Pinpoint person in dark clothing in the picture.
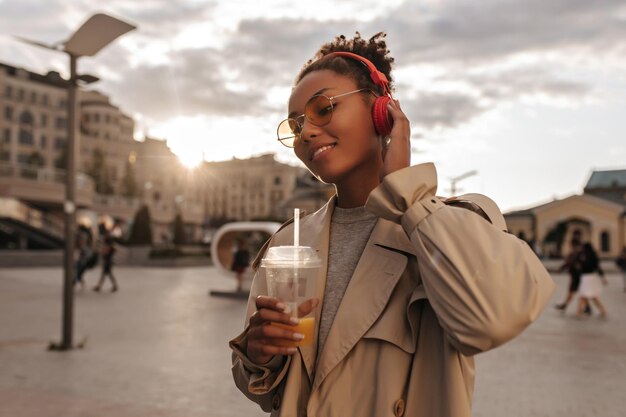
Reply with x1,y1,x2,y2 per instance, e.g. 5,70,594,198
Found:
93,235,118,292
576,243,608,319
74,225,94,290
231,239,250,292
555,238,583,313
616,247,626,292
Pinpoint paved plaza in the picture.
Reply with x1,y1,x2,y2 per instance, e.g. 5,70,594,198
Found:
0,265,625,417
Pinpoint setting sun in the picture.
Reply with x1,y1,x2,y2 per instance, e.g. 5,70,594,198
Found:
176,150,203,168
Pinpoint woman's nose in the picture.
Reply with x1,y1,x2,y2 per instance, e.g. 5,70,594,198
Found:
300,119,322,142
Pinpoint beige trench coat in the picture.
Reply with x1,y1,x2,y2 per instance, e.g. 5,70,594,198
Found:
230,163,554,417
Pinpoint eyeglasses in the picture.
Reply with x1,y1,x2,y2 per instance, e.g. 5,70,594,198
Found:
277,88,371,148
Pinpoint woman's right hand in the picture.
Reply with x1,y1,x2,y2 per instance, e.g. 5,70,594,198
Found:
246,296,314,365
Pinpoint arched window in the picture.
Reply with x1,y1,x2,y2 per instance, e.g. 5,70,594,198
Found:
600,231,610,253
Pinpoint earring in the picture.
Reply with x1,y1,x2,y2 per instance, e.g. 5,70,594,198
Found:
384,136,392,147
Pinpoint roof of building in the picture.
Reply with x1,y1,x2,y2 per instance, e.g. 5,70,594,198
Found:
1,62,68,89
504,193,626,218
585,168,626,189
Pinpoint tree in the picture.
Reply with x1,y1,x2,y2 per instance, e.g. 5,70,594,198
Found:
86,148,114,195
121,160,139,197
22,151,45,178
27,151,44,165
127,205,153,246
172,213,186,246
54,144,67,170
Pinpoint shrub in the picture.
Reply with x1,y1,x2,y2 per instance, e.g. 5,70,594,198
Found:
127,205,153,246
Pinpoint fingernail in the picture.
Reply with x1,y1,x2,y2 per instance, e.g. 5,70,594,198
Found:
293,333,305,340
287,347,297,354
276,302,285,310
282,305,292,314
290,317,300,325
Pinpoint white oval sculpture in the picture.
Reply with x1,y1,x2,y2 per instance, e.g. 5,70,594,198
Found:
210,221,281,277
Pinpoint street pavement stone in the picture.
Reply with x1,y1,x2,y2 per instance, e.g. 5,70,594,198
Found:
0,266,625,417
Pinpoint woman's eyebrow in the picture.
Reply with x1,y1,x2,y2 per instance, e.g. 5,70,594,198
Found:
288,87,332,118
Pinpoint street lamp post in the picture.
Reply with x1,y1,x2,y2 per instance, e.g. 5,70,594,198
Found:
17,13,136,350
449,170,478,196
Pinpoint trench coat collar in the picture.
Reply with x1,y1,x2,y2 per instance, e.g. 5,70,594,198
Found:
298,195,416,391
296,195,333,382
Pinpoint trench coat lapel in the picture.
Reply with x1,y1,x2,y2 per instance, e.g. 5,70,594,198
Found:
312,217,415,392
295,197,333,383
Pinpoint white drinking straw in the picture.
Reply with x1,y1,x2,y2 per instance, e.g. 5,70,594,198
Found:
294,208,300,247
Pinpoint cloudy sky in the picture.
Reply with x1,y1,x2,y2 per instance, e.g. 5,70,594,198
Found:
1,0,625,212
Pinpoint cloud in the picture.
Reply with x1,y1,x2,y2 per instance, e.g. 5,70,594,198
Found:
98,48,265,121
374,0,626,64
402,92,486,130
3,0,625,138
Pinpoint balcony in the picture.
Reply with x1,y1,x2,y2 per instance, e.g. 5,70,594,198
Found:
0,162,95,208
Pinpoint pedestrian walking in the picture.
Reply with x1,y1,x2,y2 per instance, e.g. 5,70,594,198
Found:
231,238,250,293
93,235,119,292
576,243,608,319
555,237,585,313
229,32,555,417
74,224,95,291
616,247,626,292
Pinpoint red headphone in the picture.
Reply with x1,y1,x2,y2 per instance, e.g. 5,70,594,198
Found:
326,51,394,136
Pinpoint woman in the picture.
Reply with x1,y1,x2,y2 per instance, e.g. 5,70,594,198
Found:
576,243,608,319
93,235,119,293
230,32,554,417
231,238,251,293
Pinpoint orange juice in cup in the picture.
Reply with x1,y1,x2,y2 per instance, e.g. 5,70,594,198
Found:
271,316,316,347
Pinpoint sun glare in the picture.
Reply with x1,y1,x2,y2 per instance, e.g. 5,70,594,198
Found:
177,149,203,169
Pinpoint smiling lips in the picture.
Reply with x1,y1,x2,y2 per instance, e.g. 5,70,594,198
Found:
310,144,336,161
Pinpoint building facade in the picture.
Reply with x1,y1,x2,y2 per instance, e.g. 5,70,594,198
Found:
505,169,626,259
0,62,334,245
201,154,331,222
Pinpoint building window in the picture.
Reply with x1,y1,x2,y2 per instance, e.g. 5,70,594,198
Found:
17,153,30,163
40,114,48,127
40,135,47,148
94,113,100,123
4,106,13,121
0,150,9,161
19,111,33,125
3,128,10,143
17,89,24,101
4,86,12,98
42,94,49,106
105,114,110,123
55,117,67,129
84,114,90,122
55,137,66,150
19,111,34,145
19,129,34,145
600,231,610,252
30,91,37,103
274,176,281,185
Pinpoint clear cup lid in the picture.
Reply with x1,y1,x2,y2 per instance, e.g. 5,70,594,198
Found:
261,245,322,268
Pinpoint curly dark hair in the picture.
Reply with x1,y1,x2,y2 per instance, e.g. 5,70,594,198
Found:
296,32,395,96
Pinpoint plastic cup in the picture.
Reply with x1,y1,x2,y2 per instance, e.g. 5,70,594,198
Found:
261,245,321,346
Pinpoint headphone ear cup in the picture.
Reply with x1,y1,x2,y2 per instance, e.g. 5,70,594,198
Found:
372,96,393,136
